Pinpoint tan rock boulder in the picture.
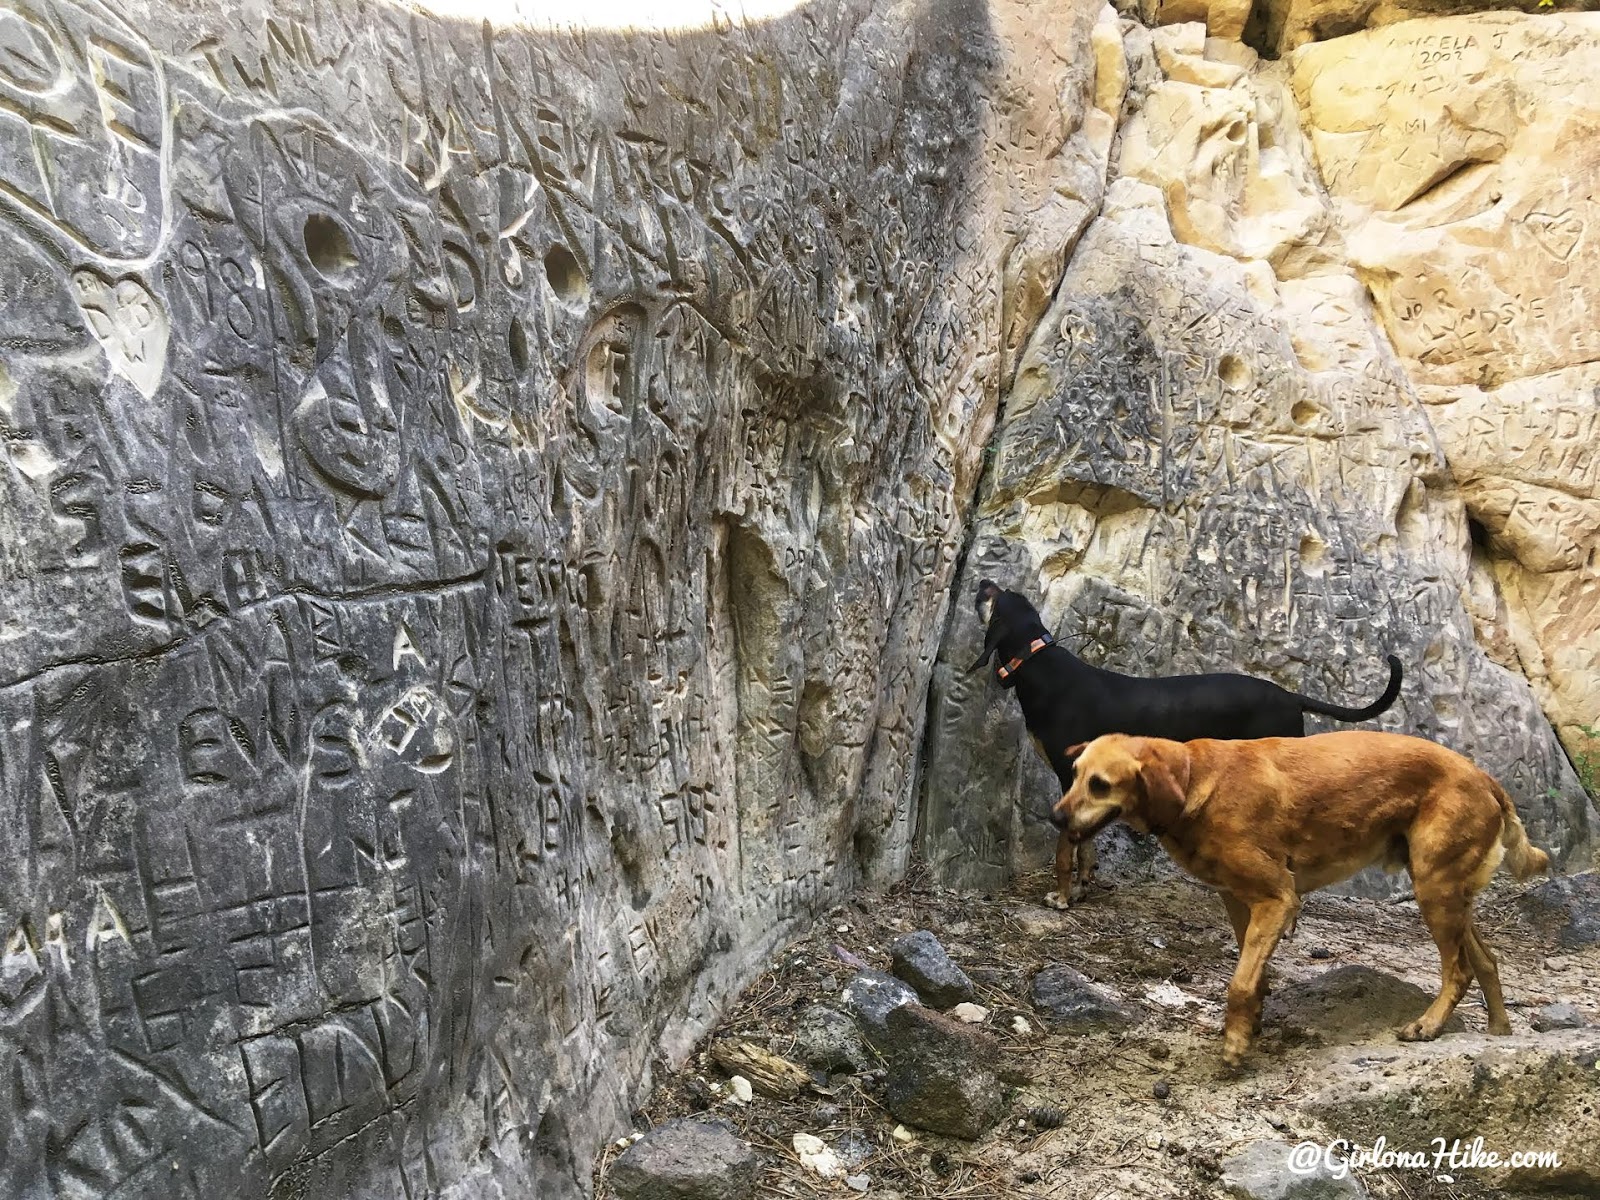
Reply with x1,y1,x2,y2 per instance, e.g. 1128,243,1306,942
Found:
1421,367,1600,761
1117,26,1327,268
1295,14,1600,387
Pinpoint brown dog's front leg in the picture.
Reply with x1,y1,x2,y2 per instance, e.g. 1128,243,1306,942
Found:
1220,892,1270,1032
1222,894,1297,1070
1046,831,1076,910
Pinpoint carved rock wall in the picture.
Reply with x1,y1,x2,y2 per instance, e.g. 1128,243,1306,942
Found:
0,0,1079,1194
921,12,1599,890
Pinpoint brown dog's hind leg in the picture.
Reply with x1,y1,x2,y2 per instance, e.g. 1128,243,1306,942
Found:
1401,881,1474,1042
1464,921,1512,1035
1222,891,1297,1070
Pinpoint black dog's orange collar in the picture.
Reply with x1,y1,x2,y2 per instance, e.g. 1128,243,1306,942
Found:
995,634,1054,687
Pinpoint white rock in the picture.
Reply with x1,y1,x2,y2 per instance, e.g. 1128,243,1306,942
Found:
728,1076,753,1104
792,1132,842,1178
892,1124,915,1144
1011,1016,1033,1036
950,1002,989,1023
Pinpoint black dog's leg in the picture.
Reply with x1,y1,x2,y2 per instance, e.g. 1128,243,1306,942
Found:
1045,836,1099,909
1046,831,1077,911
1074,836,1097,902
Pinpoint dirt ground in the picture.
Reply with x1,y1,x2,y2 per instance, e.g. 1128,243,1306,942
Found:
593,861,1599,1200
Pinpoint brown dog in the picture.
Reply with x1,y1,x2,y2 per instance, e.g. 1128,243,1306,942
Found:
1053,730,1551,1069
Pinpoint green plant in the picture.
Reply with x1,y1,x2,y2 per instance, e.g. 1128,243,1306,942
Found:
1573,722,1600,797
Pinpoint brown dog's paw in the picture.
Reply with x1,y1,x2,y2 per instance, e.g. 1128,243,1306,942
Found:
1068,881,1091,904
1488,1017,1513,1036
1397,1019,1437,1042
1043,890,1073,911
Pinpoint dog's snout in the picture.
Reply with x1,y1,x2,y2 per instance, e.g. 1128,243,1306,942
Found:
1048,801,1072,832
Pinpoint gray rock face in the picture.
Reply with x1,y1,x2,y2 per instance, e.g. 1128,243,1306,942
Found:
793,1005,875,1073
842,969,922,1036
889,930,977,1009
610,1119,760,1200
1220,1140,1368,1200
0,0,1026,1195
1030,965,1140,1030
1518,872,1600,948
875,1004,1007,1139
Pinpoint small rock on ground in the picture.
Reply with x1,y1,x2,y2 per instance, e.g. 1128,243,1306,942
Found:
1031,964,1139,1030
610,1117,760,1200
876,1003,1006,1139
841,970,919,1036
888,930,976,1008
1220,1139,1367,1200
792,1004,874,1072
1531,1001,1585,1031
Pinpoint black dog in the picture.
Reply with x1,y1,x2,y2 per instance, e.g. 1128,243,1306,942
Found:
971,579,1403,907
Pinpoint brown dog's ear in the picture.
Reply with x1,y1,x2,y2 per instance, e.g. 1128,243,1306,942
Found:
1064,742,1089,759
1137,741,1193,816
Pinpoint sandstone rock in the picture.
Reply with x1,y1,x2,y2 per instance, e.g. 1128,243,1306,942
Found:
792,1005,875,1074
889,930,977,1008
1261,965,1464,1042
610,1119,760,1200
1517,873,1600,948
842,970,922,1037
920,4,1594,896
1299,1031,1600,1194
1285,15,1600,781
1296,16,1600,385
1219,1139,1367,1200
876,1004,1009,1139
1031,965,1141,1030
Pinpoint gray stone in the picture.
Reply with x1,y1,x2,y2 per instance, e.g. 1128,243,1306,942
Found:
1220,1140,1367,1200
889,930,977,1008
875,1004,1008,1140
1518,873,1600,948
1531,1002,1586,1032
793,1005,875,1073
834,1129,875,1166
610,1119,760,1200
1030,965,1140,1030
842,970,921,1037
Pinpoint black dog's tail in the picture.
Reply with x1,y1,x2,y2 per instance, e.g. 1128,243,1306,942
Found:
1293,654,1403,723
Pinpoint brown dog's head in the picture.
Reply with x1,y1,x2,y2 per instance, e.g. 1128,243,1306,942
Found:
1052,735,1193,842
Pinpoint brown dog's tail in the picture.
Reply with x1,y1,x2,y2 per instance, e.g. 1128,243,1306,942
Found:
1491,776,1552,881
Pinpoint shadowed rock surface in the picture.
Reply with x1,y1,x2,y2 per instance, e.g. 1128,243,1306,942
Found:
0,0,1051,1193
